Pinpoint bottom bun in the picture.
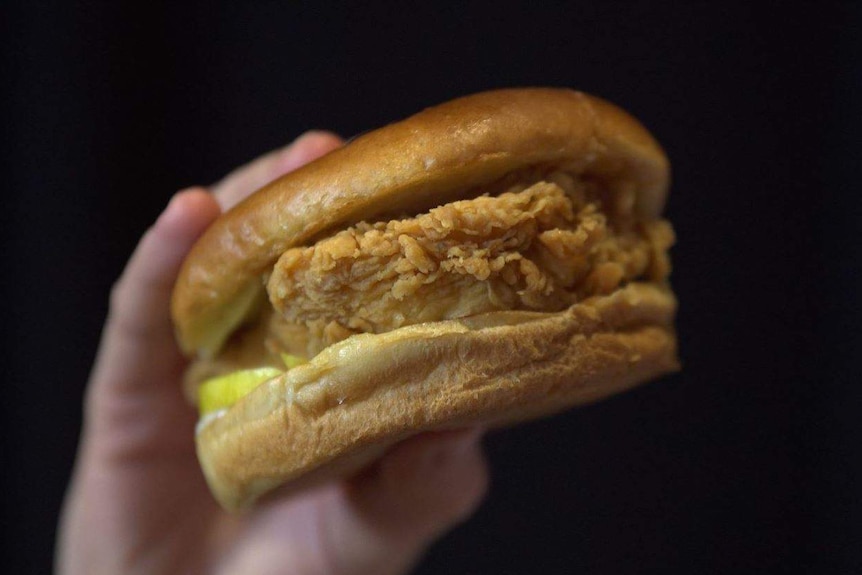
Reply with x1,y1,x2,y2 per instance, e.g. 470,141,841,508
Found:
197,283,678,510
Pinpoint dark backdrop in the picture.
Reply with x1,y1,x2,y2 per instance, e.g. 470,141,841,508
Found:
3,2,860,573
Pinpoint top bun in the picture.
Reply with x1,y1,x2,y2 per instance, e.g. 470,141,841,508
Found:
171,88,670,357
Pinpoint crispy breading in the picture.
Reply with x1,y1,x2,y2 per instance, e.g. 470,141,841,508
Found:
266,180,673,355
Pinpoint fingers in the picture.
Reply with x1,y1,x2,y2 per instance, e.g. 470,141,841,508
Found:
325,429,489,575
92,130,343,395
91,130,342,395
91,188,221,394
211,131,343,211
85,131,343,443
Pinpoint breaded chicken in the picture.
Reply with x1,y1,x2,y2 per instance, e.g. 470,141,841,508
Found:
265,178,673,356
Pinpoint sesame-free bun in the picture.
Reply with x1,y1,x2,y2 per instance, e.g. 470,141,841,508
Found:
171,88,670,357
170,88,677,510
200,283,677,510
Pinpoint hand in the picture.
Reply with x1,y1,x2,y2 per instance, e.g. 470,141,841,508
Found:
57,132,489,575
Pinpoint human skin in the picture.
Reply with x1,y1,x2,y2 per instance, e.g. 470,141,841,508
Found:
56,131,489,575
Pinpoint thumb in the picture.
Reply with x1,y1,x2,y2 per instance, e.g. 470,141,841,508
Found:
326,429,489,575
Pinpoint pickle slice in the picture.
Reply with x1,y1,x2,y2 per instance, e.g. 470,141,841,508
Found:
280,353,308,369
197,367,283,416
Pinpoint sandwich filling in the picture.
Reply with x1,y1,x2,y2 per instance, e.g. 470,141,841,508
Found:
189,171,674,411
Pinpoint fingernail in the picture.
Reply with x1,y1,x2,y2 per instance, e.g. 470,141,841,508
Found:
155,193,182,226
274,139,312,174
156,187,205,229
276,131,341,173
293,129,340,144
282,130,324,155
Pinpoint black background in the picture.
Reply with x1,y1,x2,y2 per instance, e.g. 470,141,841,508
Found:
3,2,860,573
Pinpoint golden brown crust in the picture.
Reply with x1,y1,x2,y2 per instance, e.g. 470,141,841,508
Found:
171,88,670,356
197,283,678,510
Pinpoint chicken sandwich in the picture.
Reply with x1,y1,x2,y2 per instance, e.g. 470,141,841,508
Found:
171,88,679,510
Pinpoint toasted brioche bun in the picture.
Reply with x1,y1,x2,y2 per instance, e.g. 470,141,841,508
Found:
170,88,677,510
